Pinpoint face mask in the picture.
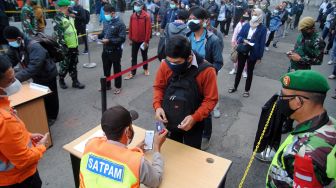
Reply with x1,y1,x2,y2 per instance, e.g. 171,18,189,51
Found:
8,40,20,48
166,59,190,74
273,10,279,15
170,3,176,9
104,14,112,21
134,5,142,12
70,1,75,6
248,4,254,8
261,4,266,9
251,15,259,22
187,19,201,32
0,79,22,96
302,31,313,38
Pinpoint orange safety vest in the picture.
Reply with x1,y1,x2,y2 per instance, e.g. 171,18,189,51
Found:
80,137,143,188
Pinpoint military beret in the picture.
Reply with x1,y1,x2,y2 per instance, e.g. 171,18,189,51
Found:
298,17,315,31
280,70,330,93
57,0,71,7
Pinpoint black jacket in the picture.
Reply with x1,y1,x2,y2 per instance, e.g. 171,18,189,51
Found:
72,4,86,30
6,37,58,83
98,17,126,52
0,9,9,44
253,94,293,152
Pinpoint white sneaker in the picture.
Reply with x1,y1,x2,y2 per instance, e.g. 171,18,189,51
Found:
213,108,221,118
229,68,236,75
243,71,247,78
328,74,336,79
265,47,269,51
328,60,334,65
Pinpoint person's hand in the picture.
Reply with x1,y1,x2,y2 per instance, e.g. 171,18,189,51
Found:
153,128,168,152
101,39,109,44
243,39,249,44
155,108,168,123
143,42,149,49
177,115,196,131
136,140,145,150
69,14,76,18
289,52,302,61
37,133,49,147
31,133,44,143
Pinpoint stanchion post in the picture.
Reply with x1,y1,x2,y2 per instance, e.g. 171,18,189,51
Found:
100,77,107,114
83,29,97,68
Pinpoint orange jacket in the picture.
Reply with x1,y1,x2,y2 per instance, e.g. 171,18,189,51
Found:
153,60,218,122
0,97,46,186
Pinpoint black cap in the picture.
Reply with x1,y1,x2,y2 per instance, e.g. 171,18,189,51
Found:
3,26,23,40
101,106,138,140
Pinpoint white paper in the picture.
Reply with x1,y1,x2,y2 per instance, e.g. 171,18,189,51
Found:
247,42,255,46
73,130,105,153
140,42,146,50
30,83,50,93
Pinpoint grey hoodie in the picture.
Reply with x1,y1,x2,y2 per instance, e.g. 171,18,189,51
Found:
164,21,190,38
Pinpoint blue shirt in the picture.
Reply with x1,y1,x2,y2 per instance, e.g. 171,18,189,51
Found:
189,29,206,58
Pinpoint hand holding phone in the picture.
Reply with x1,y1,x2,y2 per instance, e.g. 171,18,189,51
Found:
144,130,155,150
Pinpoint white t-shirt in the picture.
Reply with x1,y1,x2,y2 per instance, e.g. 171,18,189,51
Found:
247,27,257,40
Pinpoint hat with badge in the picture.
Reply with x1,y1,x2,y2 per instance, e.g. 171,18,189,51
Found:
57,0,71,7
280,70,330,93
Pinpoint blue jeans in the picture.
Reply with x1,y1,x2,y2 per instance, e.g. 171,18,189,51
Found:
322,26,330,40
331,37,336,62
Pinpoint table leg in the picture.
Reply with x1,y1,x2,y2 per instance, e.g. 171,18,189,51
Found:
218,175,227,188
70,154,80,188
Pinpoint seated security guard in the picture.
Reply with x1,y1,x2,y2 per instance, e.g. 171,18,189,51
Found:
79,105,168,188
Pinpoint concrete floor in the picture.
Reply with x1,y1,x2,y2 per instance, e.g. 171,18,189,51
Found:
11,6,334,188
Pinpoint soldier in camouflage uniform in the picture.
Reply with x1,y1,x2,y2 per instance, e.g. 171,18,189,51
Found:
287,17,325,72
20,0,37,36
53,0,85,89
266,70,336,188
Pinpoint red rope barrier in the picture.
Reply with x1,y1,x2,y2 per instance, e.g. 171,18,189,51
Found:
106,56,158,81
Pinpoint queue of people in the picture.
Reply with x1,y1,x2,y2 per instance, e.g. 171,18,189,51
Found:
0,0,335,187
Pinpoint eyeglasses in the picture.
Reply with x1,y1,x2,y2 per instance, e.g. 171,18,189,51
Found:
278,94,310,100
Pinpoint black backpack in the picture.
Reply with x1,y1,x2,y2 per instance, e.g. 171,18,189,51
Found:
30,32,65,63
162,58,213,132
84,9,90,24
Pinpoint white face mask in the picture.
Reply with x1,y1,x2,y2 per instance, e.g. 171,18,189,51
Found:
251,15,259,22
0,79,22,96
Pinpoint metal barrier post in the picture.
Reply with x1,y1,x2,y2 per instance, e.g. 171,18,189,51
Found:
100,77,107,114
83,29,97,68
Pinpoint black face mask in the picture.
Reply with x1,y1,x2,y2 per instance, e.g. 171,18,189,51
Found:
302,31,313,38
166,59,190,74
188,22,202,32
278,99,296,118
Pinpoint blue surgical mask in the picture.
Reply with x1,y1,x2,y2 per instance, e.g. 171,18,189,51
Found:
134,5,142,12
166,59,190,74
8,41,20,48
105,14,112,21
170,3,176,9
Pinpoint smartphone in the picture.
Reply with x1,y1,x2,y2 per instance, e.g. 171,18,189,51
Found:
155,121,163,133
144,130,155,150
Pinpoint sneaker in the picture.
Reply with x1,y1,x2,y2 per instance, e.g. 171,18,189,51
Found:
229,68,236,75
328,60,334,65
144,70,150,76
82,50,88,55
265,47,269,51
124,74,134,80
332,95,336,99
114,88,121,95
213,108,221,118
201,138,211,151
273,43,277,48
72,81,85,89
324,50,329,55
243,71,247,78
328,74,336,79
255,147,276,163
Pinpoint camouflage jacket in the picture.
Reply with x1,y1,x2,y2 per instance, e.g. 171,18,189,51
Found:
266,112,336,187
20,4,37,36
290,32,325,71
52,12,68,52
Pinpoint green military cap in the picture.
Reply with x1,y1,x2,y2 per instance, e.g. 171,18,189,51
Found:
280,70,330,93
57,0,71,6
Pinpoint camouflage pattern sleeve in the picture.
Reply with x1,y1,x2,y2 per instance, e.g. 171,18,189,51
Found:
21,5,37,35
52,13,68,53
298,35,325,66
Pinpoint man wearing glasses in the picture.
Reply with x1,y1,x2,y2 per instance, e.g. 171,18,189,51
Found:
266,70,336,188
286,17,325,72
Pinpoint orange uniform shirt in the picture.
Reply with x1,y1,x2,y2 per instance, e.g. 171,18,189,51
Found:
0,97,46,186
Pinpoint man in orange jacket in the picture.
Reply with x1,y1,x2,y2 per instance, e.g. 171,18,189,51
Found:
153,35,218,149
0,55,49,188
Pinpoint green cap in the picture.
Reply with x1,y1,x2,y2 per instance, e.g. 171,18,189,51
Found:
57,0,71,6
280,70,330,93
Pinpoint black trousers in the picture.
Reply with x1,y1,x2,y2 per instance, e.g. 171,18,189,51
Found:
131,42,148,75
168,121,204,149
218,18,231,36
202,116,212,140
102,50,122,89
34,77,59,120
294,13,302,29
0,171,42,188
265,30,276,47
76,26,88,51
232,17,240,31
234,53,257,92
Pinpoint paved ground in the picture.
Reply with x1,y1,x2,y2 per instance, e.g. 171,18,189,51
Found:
10,5,335,188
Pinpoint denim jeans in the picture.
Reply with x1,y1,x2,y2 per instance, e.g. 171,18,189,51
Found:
331,37,336,62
